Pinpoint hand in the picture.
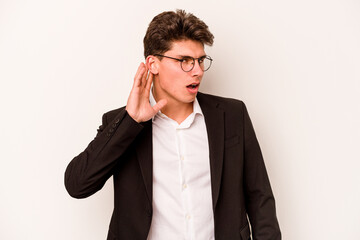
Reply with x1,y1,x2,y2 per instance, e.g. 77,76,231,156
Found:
125,63,167,122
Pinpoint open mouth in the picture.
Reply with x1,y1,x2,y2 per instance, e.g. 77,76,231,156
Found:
187,83,199,89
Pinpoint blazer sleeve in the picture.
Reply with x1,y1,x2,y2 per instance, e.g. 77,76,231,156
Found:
64,108,144,199
242,103,281,240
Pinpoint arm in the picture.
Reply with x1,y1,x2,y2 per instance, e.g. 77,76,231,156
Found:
64,62,166,199
242,103,281,240
64,109,144,198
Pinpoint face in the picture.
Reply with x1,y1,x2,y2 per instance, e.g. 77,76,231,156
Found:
150,39,206,108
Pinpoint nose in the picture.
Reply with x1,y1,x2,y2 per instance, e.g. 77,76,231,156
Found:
190,59,204,77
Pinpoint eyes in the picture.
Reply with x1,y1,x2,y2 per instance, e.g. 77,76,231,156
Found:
154,54,213,72
178,56,212,72
180,56,206,65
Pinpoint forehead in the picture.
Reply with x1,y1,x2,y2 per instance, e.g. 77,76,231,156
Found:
166,39,205,57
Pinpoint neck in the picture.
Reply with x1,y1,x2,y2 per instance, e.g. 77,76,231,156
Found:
152,89,194,124
161,101,193,124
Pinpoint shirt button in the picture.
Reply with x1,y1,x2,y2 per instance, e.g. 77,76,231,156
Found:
186,214,191,220
183,184,187,189
180,156,184,161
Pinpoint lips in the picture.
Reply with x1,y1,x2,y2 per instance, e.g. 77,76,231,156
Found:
186,83,199,89
186,83,200,94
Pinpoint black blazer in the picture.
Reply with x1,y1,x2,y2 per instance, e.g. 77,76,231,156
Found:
65,92,281,240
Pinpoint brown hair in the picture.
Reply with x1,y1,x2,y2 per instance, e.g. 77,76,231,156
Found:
143,9,214,58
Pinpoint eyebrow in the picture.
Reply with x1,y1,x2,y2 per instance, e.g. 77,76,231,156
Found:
177,54,207,59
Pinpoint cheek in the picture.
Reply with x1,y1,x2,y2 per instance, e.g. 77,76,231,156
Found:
159,69,185,87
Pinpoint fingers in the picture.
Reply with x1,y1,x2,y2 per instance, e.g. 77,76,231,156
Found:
133,63,146,88
145,71,153,92
139,64,148,87
152,99,167,113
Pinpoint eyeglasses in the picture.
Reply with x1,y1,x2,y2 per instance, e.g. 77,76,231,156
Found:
154,54,213,72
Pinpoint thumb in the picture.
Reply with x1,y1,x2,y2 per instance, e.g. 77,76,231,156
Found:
152,99,167,113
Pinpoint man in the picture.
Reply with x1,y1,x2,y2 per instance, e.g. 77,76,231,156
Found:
65,9,281,240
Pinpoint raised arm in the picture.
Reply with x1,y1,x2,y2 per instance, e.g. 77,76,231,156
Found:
64,62,166,198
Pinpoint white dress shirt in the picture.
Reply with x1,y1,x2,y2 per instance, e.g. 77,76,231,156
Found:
147,91,215,240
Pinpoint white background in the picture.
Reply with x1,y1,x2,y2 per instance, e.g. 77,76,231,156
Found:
1,0,359,239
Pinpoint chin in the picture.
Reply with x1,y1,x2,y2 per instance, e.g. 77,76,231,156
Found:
184,96,197,103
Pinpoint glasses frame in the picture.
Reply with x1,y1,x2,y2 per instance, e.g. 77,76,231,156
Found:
154,54,213,72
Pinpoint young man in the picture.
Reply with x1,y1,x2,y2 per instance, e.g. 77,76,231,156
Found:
65,10,281,240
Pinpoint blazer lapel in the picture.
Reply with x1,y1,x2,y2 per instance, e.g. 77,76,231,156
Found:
136,120,153,205
197,93,225,209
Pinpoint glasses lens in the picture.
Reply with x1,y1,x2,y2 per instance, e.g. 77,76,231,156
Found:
180,56,213,72
202,57,212,71
181,57,195,72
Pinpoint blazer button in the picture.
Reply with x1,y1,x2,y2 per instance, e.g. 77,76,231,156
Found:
115,119,120,124
109,128,114,133
106,133,111,137
112,123,117,128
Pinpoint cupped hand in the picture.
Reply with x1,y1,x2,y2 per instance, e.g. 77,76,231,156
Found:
125,63,167,122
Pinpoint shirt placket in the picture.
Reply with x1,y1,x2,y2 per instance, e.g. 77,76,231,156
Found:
175,125,194,240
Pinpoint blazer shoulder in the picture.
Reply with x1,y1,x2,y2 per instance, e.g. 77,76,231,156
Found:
197,92,246,110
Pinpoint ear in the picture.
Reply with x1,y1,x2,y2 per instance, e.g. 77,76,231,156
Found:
146,55,159,75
